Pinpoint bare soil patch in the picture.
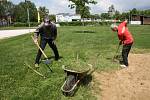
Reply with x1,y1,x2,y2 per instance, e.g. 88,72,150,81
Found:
93,53,150,100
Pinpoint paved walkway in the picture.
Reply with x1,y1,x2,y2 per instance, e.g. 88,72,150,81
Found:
0,29,35,39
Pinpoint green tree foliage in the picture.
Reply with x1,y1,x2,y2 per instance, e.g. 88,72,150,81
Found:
114,10,120,19
101,13,110,19
120,12,129,20
13,1,37,22
101,7,150,21
1,1,150,23
90,14,101,20
0,3,5,17
68,0,97,18
130,8,138,15
130,8,150,16
49,14,56,22
144,9,150,16
38,6,49,21
0,1,15,19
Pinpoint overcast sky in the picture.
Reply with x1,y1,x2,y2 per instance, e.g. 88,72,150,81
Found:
11,0,150,14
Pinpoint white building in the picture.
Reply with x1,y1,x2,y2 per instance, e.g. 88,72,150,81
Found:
56,13,81,22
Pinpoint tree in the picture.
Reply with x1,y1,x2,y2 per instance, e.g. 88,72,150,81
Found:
130,8,138,15
90,14,101,20
25,1,38,22
68,0,97,18
101,13,110,20
13,1,37,22
144,9,150,16
112,10,120,20
0,3,5,18
13,3,26,22
0,1,15,20
38,6,49,21
120,12,130,21
49,14,56,22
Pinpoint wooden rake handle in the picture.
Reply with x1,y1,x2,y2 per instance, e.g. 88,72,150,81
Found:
31,36,48,59
24,61,46,78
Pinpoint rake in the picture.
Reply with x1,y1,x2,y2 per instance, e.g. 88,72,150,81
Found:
31,36,52,72
113,43,121,61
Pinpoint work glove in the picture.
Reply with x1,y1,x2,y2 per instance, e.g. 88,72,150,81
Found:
51,37,56,44
34,38,38,44
52,40,56,44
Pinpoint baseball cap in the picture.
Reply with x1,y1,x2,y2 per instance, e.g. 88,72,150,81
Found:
44,17,50,26
44,17,50,23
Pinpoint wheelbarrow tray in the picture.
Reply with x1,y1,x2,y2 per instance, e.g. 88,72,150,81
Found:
61,65,90,96
63,65,90,74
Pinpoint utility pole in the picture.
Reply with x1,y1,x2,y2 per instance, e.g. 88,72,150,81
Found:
37,7,40,23
25,0,30,28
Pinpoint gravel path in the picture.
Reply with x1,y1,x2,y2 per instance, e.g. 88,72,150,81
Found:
0,29,35,39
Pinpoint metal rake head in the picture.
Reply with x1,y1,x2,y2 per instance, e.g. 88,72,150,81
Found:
45,59,51,64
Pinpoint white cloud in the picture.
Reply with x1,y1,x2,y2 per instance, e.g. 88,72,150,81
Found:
11,0,150,14
90,0,114,13
90,0,150,13
49,0,75,14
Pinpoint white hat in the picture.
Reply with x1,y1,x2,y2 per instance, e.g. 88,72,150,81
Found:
110,24,117,29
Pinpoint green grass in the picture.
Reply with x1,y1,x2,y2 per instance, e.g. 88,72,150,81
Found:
0,25,150,99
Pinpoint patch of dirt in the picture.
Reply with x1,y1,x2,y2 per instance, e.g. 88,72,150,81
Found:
92,53,150,100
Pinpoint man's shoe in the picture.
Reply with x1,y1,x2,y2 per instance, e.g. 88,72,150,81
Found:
35,64,39,68
55,56,62,61
55,58,61,62
120,64,127,68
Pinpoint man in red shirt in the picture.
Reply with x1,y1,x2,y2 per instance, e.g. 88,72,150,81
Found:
111,20,134,68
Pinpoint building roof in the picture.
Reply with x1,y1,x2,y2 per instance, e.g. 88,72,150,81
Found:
132,14,150,18
56,13,80,17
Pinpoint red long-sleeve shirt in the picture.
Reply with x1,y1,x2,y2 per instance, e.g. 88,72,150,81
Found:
118,21,134,45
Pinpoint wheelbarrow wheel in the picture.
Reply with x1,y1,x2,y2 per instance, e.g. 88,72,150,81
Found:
63,75,76,96
66,75,76,90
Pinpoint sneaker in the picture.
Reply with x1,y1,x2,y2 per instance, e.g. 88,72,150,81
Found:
120,64,127,68
35,64,39,68
119,61,124,64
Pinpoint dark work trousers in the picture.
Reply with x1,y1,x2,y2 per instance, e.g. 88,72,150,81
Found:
35,38,59,64
122,43,132,66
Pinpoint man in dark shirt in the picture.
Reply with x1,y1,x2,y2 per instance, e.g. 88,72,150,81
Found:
34,17,60,67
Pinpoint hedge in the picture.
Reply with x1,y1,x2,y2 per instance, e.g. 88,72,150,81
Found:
58,21,112,26
13,22,39,27
13,21,112,27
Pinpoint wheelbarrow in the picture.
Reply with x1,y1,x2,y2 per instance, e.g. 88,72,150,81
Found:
61,64,92,96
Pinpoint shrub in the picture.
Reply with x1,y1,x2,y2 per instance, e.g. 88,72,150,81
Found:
13,22,39,27
58,21,112,26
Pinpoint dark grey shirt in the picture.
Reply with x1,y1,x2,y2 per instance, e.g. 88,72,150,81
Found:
34,22,57,40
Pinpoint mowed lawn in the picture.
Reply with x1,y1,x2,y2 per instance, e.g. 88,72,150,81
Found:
0,25,150,99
